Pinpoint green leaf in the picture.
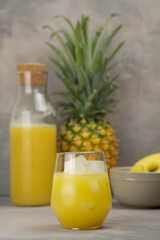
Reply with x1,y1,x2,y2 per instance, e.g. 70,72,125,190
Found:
93,72,119,96
104,41,125,65
43,25,54,31
106,62,118,72
101,25,122,53
76,21,86,45
56,101,75,108
50,30,63,40
74,22,86,67
52,91,75,102
79,67,92,95
49,57,67,76
95,75,120,106
49,57,75,84
97,94,119,107
87,88,98,102
92,16,111,59
76,67,86,89
99,82,119,99
90,50,103,73
47,42,73,73
57,73,84,104
91,31,99,56
55,32,77,74
85,17,91,68
60,30,75,54
43,25,63,40
53,15,74,30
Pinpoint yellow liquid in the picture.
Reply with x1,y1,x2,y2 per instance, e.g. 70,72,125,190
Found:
10,124,56,206
51,172,112,229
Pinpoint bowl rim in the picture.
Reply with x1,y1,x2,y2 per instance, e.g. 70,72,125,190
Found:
110,166,160,181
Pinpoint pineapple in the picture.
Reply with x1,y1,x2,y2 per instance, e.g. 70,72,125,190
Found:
44,15,124,171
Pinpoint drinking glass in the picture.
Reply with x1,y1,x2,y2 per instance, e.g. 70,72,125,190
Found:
51,151,112,230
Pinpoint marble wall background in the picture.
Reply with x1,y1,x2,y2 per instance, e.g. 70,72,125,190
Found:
1,0,160,195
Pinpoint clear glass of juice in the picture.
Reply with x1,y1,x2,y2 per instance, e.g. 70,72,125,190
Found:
51,151,112,230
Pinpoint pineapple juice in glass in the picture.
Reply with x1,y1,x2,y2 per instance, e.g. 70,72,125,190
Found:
51,152,112,230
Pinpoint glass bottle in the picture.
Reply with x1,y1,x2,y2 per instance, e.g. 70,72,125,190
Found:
10,63,56,206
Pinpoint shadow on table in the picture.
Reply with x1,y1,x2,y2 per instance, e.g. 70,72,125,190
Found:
112,198,160,210
27,224,68,234
28,223,115,233
112,199,127,209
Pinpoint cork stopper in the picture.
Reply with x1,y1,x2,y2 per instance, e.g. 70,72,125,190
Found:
16,63,48,86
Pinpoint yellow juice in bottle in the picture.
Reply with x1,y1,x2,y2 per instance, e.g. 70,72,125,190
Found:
51,172,112,229
10,124,56,206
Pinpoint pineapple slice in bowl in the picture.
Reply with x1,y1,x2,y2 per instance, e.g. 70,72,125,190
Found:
130,153,160,173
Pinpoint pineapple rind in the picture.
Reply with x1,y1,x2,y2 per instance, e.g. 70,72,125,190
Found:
58,119,118,170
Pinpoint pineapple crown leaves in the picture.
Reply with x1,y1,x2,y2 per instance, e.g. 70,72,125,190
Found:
44,14,124,121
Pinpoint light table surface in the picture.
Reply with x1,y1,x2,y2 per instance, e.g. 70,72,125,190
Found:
0,197,160,240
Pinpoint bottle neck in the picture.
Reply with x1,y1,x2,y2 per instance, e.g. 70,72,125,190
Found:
18,84,47,95
17,71,48,95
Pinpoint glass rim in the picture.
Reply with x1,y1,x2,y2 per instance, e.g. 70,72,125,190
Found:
56,151,104,155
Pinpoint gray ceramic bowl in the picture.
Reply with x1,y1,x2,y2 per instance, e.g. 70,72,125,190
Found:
110,167,160,208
